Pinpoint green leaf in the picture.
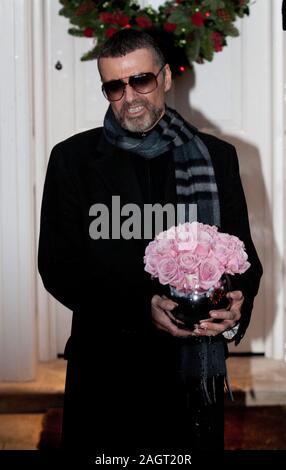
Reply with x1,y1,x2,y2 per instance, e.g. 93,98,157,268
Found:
185,34,200,62
200,32,214,61
202,0,225,10
224,24,239,37
81,46,101,61
68,27,84,37
168,10,190,25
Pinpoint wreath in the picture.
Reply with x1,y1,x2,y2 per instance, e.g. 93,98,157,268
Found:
59,0,250,75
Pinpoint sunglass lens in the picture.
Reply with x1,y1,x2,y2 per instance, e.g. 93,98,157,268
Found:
103,80,124,101
130,73,157,94
102,72,159,101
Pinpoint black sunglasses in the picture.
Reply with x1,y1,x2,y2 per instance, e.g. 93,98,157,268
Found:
101,63,166,102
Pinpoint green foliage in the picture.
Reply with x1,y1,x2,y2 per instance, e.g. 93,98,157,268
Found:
201,31,215,62
202,0,226,9
58,0,251,75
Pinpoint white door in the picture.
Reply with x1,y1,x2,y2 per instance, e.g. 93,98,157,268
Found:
39,0,278,356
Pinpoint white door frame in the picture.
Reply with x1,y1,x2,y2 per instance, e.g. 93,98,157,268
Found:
33,0,57,360
0,0,36,379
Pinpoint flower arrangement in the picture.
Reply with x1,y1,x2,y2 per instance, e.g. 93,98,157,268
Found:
58,0,251,75
144,222,250,294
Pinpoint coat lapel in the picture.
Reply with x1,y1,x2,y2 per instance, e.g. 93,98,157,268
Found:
94,132,144,207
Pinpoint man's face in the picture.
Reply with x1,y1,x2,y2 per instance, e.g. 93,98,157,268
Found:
99,48,172,133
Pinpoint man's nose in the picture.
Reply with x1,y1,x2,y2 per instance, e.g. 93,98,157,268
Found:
123,82,138,102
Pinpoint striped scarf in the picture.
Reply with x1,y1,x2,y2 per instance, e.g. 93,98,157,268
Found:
103,105,220,226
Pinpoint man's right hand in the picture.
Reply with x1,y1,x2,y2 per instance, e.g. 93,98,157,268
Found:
151,295,196,338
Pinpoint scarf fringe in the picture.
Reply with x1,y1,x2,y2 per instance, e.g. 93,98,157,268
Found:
224,374,234,402
198,374,233,406
201,378,212,406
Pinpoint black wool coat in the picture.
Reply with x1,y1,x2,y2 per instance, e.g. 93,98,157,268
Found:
38,127,262,450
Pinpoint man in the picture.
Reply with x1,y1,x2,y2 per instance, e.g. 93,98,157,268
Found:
38,29,262,454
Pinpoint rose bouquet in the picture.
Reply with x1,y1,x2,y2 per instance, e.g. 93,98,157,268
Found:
144,222,250,328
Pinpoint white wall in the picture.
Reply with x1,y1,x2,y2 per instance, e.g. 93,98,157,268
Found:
0,0,36,380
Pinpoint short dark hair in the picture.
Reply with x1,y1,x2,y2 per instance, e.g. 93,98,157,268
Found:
98,28,166,69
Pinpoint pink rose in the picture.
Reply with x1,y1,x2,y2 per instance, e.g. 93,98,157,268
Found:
226,247,250,274
157,226,176,240
157,257,180,286
199,259,223,290
212,243,232,264
155,238,175,255
144,256,160,277
178,252,200,274
195,230,213,256
175,223,198,251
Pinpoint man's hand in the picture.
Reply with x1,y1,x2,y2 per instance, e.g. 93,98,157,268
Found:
151,291,244,338
194,290,244,337
151,295,196,338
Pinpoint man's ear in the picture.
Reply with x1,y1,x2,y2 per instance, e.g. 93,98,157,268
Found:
164,64,172,92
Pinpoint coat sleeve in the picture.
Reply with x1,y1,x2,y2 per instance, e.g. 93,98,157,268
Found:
38,142,108,313
38,142,153,336
217,144,263,345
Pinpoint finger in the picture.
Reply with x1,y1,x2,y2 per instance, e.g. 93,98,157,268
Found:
198,313,239,333
153,309,177,333
199,317,215,323
175,329,198,338
209,309,239,322
194,322,218,336
152,306,195,337
226,290,244,302
163,318,197,338
167,314,197,336
166,310,185,325
197,320,231,336
151,295,178,311
199,309,227,324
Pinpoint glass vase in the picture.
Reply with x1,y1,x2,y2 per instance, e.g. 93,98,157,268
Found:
168,275,231,329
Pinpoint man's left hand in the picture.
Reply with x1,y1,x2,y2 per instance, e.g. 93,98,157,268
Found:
193,290,244,337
